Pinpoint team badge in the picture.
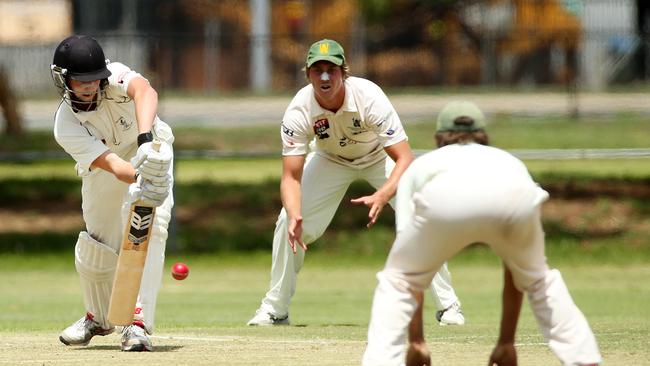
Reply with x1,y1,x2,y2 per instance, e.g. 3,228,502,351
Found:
319,43,329,54
314,118,330,139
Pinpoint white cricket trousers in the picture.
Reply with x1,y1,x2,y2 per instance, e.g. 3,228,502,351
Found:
259,152,459,317
79,123,174,334
362,174,601,365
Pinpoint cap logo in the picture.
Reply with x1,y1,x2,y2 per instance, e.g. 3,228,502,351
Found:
319,43,329,54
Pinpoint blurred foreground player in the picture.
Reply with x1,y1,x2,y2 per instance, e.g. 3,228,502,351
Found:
51,35,174,351
362,101,602,366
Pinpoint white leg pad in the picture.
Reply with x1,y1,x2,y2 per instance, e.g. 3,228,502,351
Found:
75,231,118,329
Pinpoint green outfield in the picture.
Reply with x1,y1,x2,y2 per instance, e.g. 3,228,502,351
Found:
0,250,648,365
1,113,649,364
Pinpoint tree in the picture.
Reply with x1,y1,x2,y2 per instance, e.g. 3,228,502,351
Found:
0,66,23,135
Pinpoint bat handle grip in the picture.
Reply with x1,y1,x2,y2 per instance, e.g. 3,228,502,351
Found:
152,139,161,152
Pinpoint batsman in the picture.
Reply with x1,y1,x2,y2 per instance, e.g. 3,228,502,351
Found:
51,35,174,352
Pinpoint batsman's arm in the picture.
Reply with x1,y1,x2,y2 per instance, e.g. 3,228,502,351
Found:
91,151,137,183
127,76,158,134
281,155,306,252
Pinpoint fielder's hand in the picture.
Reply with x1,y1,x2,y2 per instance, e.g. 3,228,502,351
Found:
133,141,173,182
287,217,307,254
350,191,390,228
488,343,517,366
405,341,431,366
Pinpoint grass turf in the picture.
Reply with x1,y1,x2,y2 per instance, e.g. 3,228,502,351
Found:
0,249,648,365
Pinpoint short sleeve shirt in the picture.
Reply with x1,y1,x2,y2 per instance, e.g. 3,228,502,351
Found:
53,62,150,174
280,77,408,168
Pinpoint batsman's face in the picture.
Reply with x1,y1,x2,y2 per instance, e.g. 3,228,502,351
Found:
69,79,101,102
309,61,344,109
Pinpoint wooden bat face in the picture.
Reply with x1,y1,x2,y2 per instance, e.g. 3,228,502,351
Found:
125,205,155,249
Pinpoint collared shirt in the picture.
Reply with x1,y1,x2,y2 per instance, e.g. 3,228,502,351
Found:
280,76,407,168
54,62,161,175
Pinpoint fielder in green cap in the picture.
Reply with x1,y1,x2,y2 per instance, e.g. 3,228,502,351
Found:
247,40,466,328
435,100,489,146
363,101,601,366
305,39,346,67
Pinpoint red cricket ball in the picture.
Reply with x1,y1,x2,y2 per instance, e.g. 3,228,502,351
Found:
171,262,189,280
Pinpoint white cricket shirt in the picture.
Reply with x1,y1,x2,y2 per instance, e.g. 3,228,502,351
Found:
395,143,549,232
280,76,407,168
54,62,160,175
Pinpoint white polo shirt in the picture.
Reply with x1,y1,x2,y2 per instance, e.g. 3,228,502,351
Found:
280,76,408,168
54,62,161,175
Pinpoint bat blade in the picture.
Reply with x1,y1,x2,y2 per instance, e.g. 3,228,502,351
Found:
108,204,156,325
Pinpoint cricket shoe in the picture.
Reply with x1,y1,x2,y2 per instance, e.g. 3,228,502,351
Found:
121,321,152,351
59,312,115,346
246,309,290,326
436,301,465,326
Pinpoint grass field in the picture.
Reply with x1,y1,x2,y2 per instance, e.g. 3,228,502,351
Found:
0,249,648,365
1,113,649,364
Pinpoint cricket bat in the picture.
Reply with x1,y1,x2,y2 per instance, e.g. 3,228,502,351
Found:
107,140,161,325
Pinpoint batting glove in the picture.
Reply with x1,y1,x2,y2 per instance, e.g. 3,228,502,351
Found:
132,141,173,182
127,174,171,207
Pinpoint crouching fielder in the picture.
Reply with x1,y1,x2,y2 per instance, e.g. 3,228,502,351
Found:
50,35,174,352
362,101,602,366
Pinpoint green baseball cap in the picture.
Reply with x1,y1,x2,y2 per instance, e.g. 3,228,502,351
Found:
306,39,345,67
436,101,486,132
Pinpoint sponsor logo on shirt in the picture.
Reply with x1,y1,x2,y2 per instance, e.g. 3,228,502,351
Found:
313,118,330,140
281,123,295,137
386,129,395,136
339,136,358,147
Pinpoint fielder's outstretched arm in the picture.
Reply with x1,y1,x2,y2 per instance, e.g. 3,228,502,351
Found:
351,140,414,227
281,155,307,253
406,290,431,366
488,265,523,366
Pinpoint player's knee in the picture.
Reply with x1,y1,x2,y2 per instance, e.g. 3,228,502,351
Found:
75,231,118,280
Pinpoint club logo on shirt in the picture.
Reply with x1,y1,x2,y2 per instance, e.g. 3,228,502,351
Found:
281,123,295,137
348,116,367,135
117,117,133,131
314,118,330,140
